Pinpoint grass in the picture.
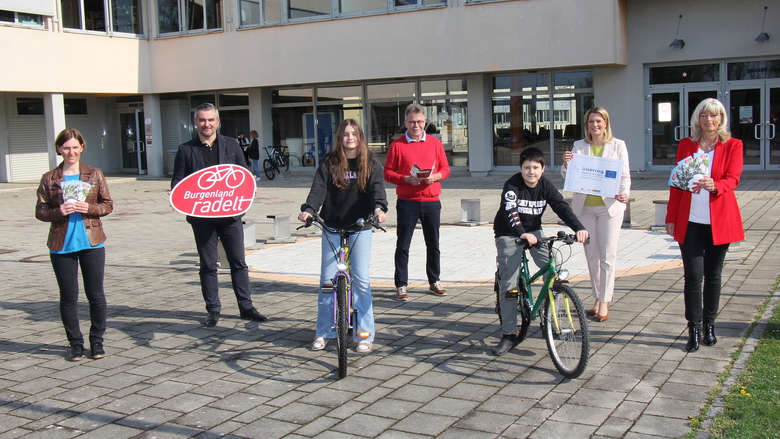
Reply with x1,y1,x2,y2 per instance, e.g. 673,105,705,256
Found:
709,286,780,439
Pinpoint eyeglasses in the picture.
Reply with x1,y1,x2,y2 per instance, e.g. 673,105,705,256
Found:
699,113,721,119
405,120,426,126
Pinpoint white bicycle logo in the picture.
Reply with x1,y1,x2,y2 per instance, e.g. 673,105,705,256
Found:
197,165,246,190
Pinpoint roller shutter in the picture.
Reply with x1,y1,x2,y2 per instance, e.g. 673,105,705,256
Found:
8,116,49,182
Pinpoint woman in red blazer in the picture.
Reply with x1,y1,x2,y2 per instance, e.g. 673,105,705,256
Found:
665,98,744,353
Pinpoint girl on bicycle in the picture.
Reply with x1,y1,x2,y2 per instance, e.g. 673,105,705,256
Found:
298,119,388,354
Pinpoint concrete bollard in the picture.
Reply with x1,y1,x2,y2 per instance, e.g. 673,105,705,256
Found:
653,200,668,227
266,214,296,244
458,199,483,226
622,198,636,229
217,220,258,269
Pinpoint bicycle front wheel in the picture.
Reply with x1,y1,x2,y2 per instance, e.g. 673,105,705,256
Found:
263,159,276,180
543,284,589,378
336,276,349,379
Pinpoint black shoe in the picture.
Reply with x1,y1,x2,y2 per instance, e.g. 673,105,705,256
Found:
239,307,267,322
91,342,105,360
69,344,85,362
492,334,518,356
703,321,717,346
686,323,701,352
204,311,220,327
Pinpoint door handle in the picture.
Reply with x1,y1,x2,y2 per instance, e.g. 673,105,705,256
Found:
674,125,681,142
768,122,776,140
754,124,761,140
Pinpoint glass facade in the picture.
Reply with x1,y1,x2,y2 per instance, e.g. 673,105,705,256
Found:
649,64,718,84
492,71,592,168
271,77,469,168
112,0,142,33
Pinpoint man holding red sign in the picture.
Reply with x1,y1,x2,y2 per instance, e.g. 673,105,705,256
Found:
171,103,266,327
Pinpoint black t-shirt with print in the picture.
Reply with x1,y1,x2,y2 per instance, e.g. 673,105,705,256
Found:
493,173,584,238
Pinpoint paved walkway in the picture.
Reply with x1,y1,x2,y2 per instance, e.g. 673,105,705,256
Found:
0,172,778,438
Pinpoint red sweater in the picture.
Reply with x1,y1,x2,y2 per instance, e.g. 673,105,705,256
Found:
665,137,744,246
384,134,450,201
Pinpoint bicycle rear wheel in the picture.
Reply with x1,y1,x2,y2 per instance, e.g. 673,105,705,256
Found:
336,276,349,379
543,284,589,378
263,159,276,180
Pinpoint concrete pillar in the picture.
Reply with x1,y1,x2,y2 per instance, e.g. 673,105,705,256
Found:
467,73,493,176
44,93,66,169
249,87,274,149
143,94,164,177
0,94,8,182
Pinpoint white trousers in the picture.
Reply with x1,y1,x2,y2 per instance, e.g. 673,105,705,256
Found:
579,204,624,303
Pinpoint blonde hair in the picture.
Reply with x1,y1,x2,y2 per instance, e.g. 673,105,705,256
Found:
584,107,614,144
690,98,731,142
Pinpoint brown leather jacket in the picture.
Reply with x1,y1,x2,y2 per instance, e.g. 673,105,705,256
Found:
35,162,113,251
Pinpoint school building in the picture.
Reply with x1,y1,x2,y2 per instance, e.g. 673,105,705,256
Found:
0,0,778,182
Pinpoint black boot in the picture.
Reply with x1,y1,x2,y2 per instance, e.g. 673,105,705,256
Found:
703,321,717,346
686,322,701,352
492,334,518,356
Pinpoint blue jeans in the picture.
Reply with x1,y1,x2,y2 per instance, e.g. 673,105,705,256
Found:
252,159,261,180
317,229,374,342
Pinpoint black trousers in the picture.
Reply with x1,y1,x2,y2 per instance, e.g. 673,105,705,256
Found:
190,217,254,312
50,247,106,347
680,222,729,324
394,199,441,287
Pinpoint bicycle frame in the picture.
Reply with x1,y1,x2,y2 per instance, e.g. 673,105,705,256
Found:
517,239,572,335
328,232,354,333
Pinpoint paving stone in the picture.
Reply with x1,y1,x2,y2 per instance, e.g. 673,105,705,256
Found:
208,392,268,413
300,388,358,409
631,414,692,437
442,382,498,401
231,416,299,439
361,398,423,420
529,420,597,438
453,410,515,434
266,402,330,425
391,412,459,436
114,407,181,430
477,394,534,416
567,388,626,409
154,393,216,413
331,413,396,437
596,416,634,438
549,403,612,426
293,416,341,437
644,397,701,420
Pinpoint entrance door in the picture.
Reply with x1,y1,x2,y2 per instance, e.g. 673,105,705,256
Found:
649,87,718,166
119,110,147,174
728,87,762,168
766,81,779,169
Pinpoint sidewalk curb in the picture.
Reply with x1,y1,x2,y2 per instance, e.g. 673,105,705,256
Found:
698,287,780,437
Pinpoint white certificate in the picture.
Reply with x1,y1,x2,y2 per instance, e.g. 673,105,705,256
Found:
563,154,623,198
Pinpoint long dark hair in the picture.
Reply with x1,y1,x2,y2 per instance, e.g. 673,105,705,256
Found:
329,119,371,191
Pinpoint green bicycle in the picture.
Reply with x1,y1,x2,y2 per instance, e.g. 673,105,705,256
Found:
495,231,590,378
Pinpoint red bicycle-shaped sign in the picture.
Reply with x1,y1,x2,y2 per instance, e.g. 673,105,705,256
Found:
170,164,256,218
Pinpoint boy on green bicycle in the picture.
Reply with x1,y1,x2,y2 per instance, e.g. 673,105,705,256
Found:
492,147,589,356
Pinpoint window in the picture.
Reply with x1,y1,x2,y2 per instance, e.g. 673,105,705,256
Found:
61,0,143,34
420,79,469,166
728,60,780,81
649,64,719,84
492,71,593,167
65,98,88,115
0,10,45,26
158,0,221,34
241,0,444,27
17,98,44,115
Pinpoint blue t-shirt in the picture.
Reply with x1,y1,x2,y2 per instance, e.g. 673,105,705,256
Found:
51,174,104,254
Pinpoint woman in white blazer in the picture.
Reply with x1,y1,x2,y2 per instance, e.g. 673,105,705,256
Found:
561,107,631,322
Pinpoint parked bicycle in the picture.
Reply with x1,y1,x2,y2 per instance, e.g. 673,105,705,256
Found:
495,231,590,378
297,212,386,378
262,145,298,180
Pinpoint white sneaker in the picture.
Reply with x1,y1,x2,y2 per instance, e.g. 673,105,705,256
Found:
312,337,326,351
356,340,372,353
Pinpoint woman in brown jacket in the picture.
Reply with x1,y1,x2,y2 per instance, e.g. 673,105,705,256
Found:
35,128,113,361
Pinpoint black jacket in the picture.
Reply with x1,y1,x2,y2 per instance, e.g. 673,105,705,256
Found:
301,153,388,229
493,174,584,238
171,134,249,189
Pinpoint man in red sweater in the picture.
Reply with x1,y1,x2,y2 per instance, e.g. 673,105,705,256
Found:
384,103,451,301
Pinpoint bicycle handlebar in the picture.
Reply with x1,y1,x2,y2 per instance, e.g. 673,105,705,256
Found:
296,212,386,234
515,230,582,249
